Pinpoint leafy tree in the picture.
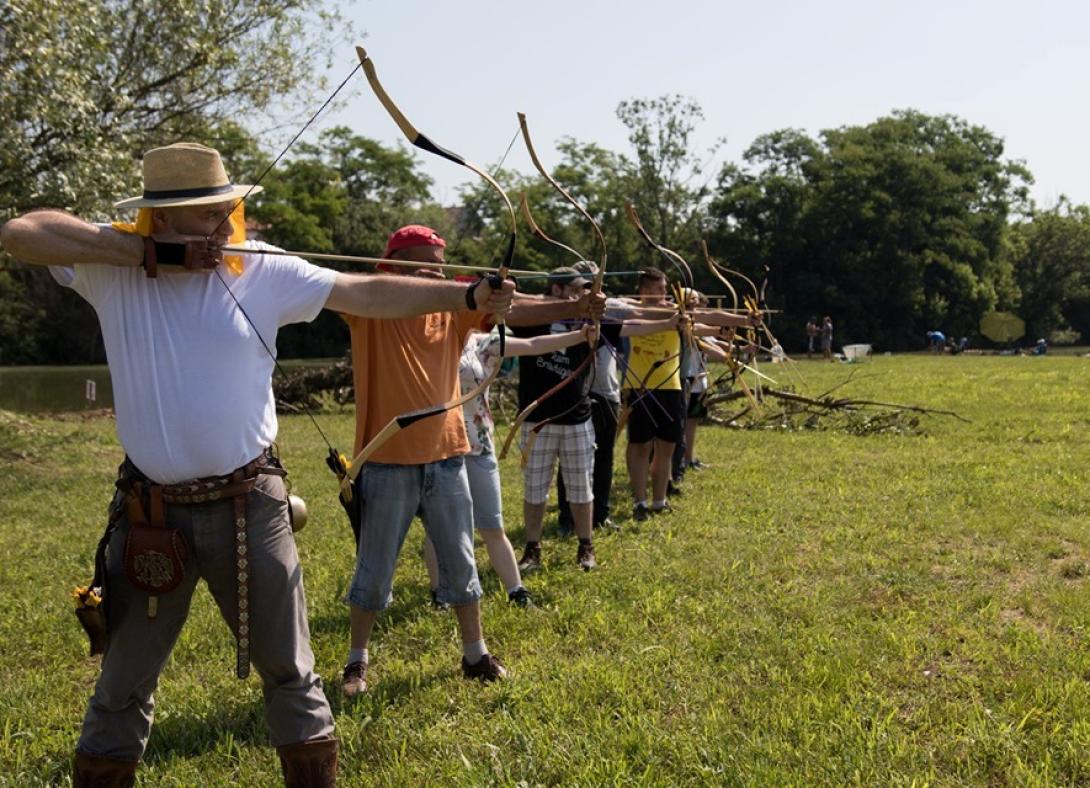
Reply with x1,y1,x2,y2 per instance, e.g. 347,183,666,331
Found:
1007,199,1090,342
709,111,1032,350
0,0,351,364
616,95,722,253
1,0,349,219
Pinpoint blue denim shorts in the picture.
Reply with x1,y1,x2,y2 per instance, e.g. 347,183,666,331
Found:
346,458,482,610
465,451,503,531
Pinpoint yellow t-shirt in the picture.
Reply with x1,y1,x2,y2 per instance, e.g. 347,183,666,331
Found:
624,330,682,391
346,310,489,464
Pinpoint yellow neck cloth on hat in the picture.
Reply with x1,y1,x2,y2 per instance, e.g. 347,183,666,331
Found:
111,203,248,276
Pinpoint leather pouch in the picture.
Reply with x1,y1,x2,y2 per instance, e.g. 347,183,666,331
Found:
122,486,188,594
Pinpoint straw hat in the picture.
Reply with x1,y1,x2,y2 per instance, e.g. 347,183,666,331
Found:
113,142,261,209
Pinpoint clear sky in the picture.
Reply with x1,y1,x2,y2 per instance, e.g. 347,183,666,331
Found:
297,0,1089,208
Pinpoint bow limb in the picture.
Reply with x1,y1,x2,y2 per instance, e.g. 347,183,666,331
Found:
624,204,694,328
625,204,694,292
625,204,698,363
701,242,769,403
721,332,761,410
502,113,608,440
357,46,515,326
708,251,779,360
701,240,739,313
704,243,803,388
711,256,759,304
519,192,586,262
341,371,498,493
517,113,607,283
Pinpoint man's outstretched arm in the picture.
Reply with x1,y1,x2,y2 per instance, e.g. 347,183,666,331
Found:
325,272,515,320
505,291,606,326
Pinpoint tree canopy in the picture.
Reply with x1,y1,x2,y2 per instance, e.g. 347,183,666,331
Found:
708,111,1032,349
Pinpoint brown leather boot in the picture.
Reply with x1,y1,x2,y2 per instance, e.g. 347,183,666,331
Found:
277,736,338,787
72,751,138,788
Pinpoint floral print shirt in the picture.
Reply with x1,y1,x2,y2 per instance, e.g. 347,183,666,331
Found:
459,329,503,456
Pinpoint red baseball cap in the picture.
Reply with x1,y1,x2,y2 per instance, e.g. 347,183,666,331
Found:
376,225,447,273
383,224,446,258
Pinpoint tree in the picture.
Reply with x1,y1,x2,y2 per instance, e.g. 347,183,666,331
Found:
616,95,722,254
1,0,350,219
709,111,1032,350
0,0,351,364
1007,199,1090,342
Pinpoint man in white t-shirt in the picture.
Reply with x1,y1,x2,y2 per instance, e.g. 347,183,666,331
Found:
0,142,514,788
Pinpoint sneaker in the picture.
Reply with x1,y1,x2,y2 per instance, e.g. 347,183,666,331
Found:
462,653,507,682
666,480,683,497
430,589,450,611
689,458,709,471
518,543,542,572
596,517,620,532
508,586,534,608
576,541,598,571
651,501,673,515
342,660,367,697
632,503,650,522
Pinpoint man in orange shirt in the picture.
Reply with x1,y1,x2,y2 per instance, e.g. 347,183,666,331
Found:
341,225,603,696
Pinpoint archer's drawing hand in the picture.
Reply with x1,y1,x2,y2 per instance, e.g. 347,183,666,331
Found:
149,231,223,271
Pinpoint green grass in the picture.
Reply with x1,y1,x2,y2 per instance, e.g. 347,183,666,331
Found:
2,354,1090,785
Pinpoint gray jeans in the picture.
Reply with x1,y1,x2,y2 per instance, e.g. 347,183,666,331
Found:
77,473,334,761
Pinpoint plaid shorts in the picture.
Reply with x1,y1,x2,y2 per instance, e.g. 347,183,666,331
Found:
520,419,595,505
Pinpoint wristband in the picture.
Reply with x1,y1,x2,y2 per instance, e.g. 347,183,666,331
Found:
465,278,481,311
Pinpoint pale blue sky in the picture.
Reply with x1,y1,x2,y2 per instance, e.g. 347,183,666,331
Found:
299,0,1089,208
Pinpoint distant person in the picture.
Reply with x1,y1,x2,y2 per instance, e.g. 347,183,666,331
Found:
926,330,946,353
821,316,834,361
1031,338,1048,356
805,317,819,359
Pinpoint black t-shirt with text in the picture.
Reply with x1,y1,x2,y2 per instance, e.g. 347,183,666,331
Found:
513,321,623,425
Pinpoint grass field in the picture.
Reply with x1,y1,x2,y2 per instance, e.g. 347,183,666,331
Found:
1,354,1089,786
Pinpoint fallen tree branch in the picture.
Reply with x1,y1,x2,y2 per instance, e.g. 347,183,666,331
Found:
703,377,969,435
